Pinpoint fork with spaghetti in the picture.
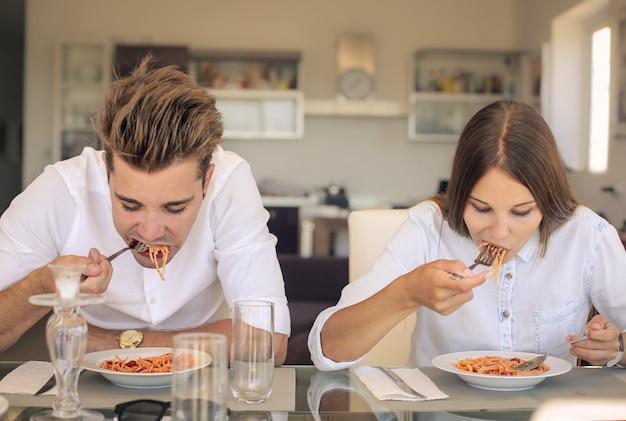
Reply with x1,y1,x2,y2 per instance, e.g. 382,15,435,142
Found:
450,242,507,280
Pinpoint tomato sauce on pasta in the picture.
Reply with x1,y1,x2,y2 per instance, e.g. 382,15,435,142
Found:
100,352,173,373
455,355,548,376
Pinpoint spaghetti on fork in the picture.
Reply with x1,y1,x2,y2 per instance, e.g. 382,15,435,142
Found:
148,245,169,281
478,241,507,281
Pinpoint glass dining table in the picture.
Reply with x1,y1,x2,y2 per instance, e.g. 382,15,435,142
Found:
2,361,625,421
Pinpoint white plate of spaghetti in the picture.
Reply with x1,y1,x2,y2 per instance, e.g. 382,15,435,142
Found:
432,350,571,391
0,396,8,418
82,347,210,388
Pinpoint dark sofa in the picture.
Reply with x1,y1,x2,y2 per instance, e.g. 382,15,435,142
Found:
279,254,348,365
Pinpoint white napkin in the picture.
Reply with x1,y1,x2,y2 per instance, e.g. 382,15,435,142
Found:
0,361,57,395
354,366,449,401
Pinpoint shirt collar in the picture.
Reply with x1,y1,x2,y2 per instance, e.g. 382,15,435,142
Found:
515,230,540,263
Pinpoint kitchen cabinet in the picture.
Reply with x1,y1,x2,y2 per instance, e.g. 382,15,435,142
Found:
190,51,303,140
53,40,111,160
408,49,521,142
212,89,303,139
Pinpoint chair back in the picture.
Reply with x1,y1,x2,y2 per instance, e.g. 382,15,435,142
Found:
531,398,626,421
348,208,417,366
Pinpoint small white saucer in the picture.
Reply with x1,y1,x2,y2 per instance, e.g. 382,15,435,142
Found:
29,293,105,307
0,395,8,417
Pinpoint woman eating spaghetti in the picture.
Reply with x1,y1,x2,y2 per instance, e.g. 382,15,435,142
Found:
0,55,290,364
309,100,626,370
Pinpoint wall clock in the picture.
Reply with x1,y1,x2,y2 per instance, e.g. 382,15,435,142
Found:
338,67,373,100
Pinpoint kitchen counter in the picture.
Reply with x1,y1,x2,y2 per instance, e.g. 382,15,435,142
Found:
262,196,350,256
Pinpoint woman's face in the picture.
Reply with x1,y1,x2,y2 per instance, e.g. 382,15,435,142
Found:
463,167,543,262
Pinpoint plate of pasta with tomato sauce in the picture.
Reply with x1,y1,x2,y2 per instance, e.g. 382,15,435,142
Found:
82,347,210,388
432,350,572,391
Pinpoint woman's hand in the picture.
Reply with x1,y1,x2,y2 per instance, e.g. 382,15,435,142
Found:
400,259,490,316
320,259,490,362
569,315,623,366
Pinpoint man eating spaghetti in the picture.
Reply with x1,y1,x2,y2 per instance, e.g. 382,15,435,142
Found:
0,55,290,365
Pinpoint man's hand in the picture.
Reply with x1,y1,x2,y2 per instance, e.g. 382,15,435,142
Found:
78,248,113,295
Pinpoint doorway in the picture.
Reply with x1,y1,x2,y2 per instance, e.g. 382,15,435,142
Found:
0,0,24,213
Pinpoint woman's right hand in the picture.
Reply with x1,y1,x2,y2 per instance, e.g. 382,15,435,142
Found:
400,259,490,316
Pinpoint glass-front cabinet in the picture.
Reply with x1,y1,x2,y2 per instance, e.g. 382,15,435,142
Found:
53,40,110,160
52,44,303,159
190,51,304,140
212,89,303,139
50,42,532,150
408,49,521,142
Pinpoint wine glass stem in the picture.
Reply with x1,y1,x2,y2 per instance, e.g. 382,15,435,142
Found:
47,306,87,417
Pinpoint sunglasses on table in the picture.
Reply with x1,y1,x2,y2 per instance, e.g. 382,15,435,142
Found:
114,400,170,421
114,399,270,420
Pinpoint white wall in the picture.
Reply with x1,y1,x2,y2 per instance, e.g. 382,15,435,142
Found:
25,0,625,222
23,0,517,208
566,0,626,228
513,0,586,47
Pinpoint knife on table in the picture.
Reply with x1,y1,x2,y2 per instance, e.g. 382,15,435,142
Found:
35,375,56,395
377,367,426,398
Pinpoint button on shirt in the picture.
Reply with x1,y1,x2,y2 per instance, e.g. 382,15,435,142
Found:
0,147,290,336
309,201,626,370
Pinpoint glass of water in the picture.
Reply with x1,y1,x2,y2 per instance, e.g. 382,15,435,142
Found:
230,300,275,404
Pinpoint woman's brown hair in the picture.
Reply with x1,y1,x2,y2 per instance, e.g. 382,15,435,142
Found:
434,100,578,255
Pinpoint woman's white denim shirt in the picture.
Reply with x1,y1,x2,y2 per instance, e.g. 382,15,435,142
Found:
309,201,626,370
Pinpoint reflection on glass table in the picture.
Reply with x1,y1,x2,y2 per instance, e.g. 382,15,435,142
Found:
11,364,626,421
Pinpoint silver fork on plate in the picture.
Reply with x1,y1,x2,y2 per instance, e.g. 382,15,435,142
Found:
377,367,426,398
515,336,591,371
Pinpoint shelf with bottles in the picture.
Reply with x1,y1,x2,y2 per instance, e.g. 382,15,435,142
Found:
189,50,303,139
413,48,521,95
190,50,300,91
53,40,110,160
408,49,521,142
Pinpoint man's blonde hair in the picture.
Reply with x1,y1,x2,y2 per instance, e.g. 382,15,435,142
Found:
94,54,223,180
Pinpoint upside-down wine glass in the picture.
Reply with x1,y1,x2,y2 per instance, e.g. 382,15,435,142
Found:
28,263,105,421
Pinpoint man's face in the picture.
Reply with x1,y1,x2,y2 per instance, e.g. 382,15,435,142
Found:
106,153,212,268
